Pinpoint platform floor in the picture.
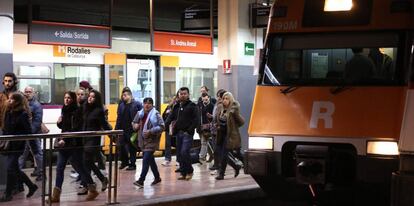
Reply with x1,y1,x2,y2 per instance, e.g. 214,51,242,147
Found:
0,157,259,206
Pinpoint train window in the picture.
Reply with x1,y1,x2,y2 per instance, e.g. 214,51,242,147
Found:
15,65,52,104
54,64,103,104
162,67,177,104
109,65,124,104
127,59,156,104
178,67,217,102
262,32,402,86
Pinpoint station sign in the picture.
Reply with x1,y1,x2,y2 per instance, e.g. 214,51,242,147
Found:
181,9,217,31
250,4,271,28
29,21,111,48
152,31,212,54
244,42,255,56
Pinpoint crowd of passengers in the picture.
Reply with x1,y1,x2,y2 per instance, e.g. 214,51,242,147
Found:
0,72,245,203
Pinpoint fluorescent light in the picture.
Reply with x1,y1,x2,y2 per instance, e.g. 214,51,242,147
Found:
249,137,273,150
367,141,399,156
113,37,131,41
324,0,353,11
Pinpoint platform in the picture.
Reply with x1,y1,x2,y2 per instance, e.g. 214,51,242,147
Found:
0,157,262,206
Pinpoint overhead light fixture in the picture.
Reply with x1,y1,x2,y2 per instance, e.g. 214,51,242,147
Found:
113,37,131,41
324,0,353,11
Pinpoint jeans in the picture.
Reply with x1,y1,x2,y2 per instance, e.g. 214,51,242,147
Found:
218,138,241,176
164,132,172,161
84,147,106,183
119,132,137,167
176,131,193,175
199,132,211,160
138,151,160,181
18,139,43,173
56,148,94,189
5,153,34,196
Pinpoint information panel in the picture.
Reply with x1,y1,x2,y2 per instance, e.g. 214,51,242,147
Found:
29,21,111,48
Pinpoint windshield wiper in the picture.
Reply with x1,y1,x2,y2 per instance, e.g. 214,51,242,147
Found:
280,86,299,94
264,64,280,85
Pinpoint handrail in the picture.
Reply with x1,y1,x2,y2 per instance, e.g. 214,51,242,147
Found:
0,130,123,141
0,130,122,205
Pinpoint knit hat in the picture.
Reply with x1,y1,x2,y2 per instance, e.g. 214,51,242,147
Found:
79,80,93,90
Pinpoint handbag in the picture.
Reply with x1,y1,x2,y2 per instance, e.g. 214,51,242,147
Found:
130,132,138,148
169,120,176,136
0,140,10,151
41,123,50,134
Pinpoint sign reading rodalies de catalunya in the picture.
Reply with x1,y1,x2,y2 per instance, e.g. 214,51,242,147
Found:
29,21,111,48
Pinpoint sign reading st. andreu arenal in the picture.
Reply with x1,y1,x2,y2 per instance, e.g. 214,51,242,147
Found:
29,21,111,48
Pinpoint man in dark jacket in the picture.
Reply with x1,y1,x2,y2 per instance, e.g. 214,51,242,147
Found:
115,87,142,170
165,87,199,180
19,86,44,181
197,93,214,162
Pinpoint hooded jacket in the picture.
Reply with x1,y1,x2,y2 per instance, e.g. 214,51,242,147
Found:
133,107,165,151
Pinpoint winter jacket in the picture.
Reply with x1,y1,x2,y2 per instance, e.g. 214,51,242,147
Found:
214,101,245,149
2,110,32,152
28,98,43,134
133,108,165,151
83,104,112,148
115,99,142,137
165,99,199,136
57,103,83,148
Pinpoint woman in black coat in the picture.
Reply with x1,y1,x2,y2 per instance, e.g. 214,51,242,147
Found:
82,90,111,191
49,91,99,202
1,92,37,202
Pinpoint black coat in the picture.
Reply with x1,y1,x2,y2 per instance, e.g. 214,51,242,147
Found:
3,110,32,152
165,99,199,136
83,104,112,148
57,103,83,148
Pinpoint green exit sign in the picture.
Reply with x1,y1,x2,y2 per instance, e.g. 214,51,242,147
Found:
244,42,254,56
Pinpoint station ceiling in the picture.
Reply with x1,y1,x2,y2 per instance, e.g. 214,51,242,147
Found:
14,0,216,33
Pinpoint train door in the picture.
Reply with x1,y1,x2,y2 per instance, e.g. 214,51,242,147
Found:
126,55,160,106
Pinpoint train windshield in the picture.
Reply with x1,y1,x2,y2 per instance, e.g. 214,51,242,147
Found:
261,32,407,86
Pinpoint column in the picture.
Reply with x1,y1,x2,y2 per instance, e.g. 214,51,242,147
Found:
217,0,264,150
0,0,14,189
0,0,14,79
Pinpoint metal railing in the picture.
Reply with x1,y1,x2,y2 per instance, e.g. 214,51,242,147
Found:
0,130,123,205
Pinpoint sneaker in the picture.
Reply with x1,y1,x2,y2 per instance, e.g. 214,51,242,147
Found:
161,161,171,167
151,178,162,185
185,173,193,181
133,180,144,188
35,175,44,181
177,175,186,180
215,174,224,180
126,165,136,171
119,164,128,170
210,170,218,175
101,177,109,191
70,172,79,179
77,186,88,195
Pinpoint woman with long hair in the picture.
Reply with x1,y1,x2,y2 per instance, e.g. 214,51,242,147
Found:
82,90,111,191
1,92,38,202
214,92,245,180
49,91,99,202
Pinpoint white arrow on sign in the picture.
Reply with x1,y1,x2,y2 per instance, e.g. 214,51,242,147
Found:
245,46,254,53
54,31,59,37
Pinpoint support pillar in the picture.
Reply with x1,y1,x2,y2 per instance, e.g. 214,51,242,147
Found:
0,0,14,190
217,0,264,150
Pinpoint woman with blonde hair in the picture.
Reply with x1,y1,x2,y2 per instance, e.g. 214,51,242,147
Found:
214,92,245,180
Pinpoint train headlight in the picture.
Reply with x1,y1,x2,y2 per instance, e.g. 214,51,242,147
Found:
248,137,273,150
324,0,353,12
367,141,399,156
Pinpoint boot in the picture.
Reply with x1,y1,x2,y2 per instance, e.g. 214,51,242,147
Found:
85,184,99,201
47,187,61,203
